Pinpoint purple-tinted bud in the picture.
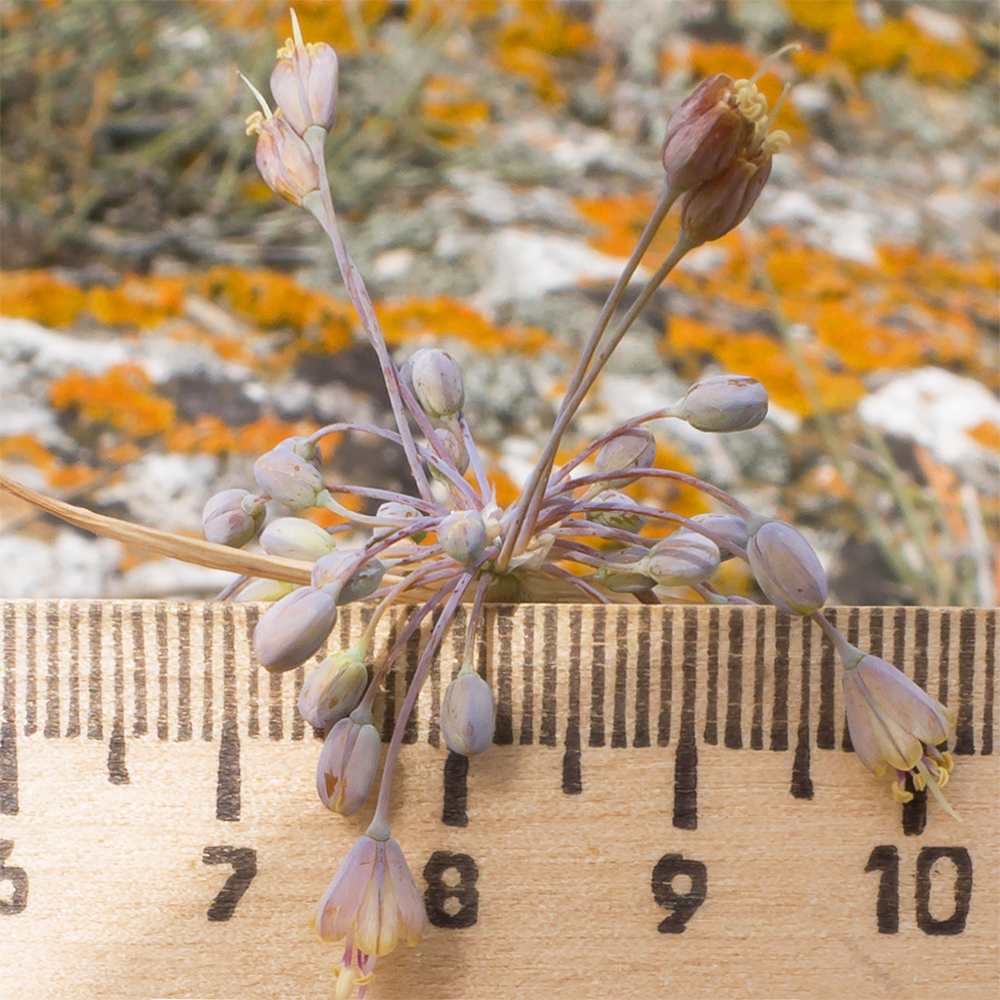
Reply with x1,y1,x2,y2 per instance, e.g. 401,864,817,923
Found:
311,550,385,604
662,73,754,193
245,109,320,207
689,512,748,558
236,578,296,603
316,711,381,814
437,510,487,567
252,586,338,673
202,488,265,548
260,516,336,560
253,444,327,511
430,425,469,477
674,374,768,432
375,501,427,543
270,11,339,135
593,428,657,489
639,529,720,587
680,146,774,245
592,566,656,594
440,671,495,756
298,646,368,730
409,348,465,419
585,490,646,533
746,519,827,614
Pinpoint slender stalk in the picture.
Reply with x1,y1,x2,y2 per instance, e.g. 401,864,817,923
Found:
501,231,697,568
370,573,473,832
305,131,433,502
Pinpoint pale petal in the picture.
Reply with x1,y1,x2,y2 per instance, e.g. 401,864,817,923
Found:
385,839,425,945
270,59,309,134
843,670,921,774
315,838,377,941
856,655,954,745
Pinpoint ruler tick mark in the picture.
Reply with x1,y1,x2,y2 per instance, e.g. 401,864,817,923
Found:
494,606,514,746
562,608,582,795
724,611,743,750
703,608,719,746
954,609,975,755
1,603,18,815
540,607,557,747
24,604,37,738
588,606,606,748
611,607,628,749
633,606,651,748
657,609,672,747
791,619,814,800
673,608,698,830
108,605,128,785
216,605,241,822
442,750,469,827
750,608,765,750
983,610,995,756
519,606,535,746
771,614,790,752
66,603,80,738
176,606,191,741
131,605,147,737
87,603,102,740
44,602,59,738
155,603,168,741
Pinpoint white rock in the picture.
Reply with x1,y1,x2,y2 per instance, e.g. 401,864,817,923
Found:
474,228,642,312
0,531,122,598
93,453,220,532
858,368,1000,488
0,317,128,374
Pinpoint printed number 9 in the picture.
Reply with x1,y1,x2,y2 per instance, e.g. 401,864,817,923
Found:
651,853,707,933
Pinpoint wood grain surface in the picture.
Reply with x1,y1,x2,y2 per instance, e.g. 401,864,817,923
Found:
0,601,996,1000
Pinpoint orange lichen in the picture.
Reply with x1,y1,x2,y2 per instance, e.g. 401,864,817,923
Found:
494,0,595,105
85,275,186,328
783,1,859,35
420,75,491,145
0,270,87,327
966,421,1000,454
378,296,548,354
0,433,56,471
573,193,681,264
164,415,239,455
49,364,176,438
232,415,321,457
634,441,710,533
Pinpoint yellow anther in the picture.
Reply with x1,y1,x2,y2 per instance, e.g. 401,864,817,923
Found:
244,110,265,136
891,783,913,804
912,771,927,792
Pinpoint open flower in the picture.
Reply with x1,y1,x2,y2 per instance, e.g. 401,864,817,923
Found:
841,646,958,818
313,833,425,998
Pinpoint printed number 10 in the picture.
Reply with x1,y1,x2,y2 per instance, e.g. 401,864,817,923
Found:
865,845,972,935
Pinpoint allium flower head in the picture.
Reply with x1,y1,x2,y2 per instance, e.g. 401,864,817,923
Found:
840,644,958,818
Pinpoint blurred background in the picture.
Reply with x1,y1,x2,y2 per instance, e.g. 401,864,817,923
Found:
0,0,997,606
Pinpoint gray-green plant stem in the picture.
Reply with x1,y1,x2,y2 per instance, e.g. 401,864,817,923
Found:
503,231,699,567
370,572,474,836
305,130,436,503
495,185,679,569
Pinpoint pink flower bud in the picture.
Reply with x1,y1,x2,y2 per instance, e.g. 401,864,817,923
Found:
639,529,720,587
440,671,495,756
674,374,768,432
688,512,748,557
202,488,265,548
312,550,385,604
593,427,656,490
430,425,469,477
252,586,338,673
253,443,327,511
298,646,368,730
260,516,336,560
661,73,754,193
680,146,773,245
270,10,339,135
313,834,425,958
746,519,827,615
437,510,487,567
585,490,646,533
409,348,465,419
316,712,381,815
246,109,321,206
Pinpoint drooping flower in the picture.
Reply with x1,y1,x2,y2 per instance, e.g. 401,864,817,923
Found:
313,833,425,998
839,644,958,818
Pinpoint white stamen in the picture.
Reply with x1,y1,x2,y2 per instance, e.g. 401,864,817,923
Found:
290,8,305,51
239,72,272,118
749,42,801,85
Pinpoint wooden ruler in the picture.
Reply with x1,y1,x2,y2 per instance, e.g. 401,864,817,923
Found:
0,600,996,999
